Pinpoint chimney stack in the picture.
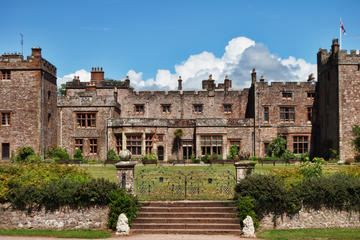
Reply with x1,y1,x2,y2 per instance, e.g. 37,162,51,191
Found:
331,38,339,53
90,67,104,83
251,68,257,84
178,76,182,90
224,75,232,90
31,47,42,58
125,76,130,88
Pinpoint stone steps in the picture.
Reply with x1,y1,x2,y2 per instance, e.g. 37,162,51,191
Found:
131,201,241,235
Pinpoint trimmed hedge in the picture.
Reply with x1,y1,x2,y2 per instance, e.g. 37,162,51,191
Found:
235,173,360,221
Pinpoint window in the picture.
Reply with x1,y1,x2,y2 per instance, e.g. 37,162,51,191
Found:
161,104,171,113
264,107,269,122
293,136,309,154
76,112,96,128
1,112,10,126
47,91,51,104
194,104,203,113
280,107,295,122
201,135,222,155
2,143,10,159
307,92,315,99
145,134,153,154
0,70,11,80
89,139,98,154
126,134,142,155
282,92,293,99
264,142,270,156
182,140,193,160
135,104,144,114
224,104,232,113
74,139,84,152
116,135,122,154
307,107,312,121
47,113,51,128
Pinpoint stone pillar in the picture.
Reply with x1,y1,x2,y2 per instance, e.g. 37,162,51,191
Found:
234,161,256,183
115,162,136,193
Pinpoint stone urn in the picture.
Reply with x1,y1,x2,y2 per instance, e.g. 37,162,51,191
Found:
119,150,132,161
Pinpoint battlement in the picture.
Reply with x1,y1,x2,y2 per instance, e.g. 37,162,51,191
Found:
256,81,316,89
0,47,56,77
58,91,120,108
318,39,360,66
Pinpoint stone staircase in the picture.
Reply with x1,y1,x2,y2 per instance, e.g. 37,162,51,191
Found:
131,201,241,235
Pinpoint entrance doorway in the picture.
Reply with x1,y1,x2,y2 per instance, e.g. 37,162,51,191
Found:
2,143,10,160
182,141,193,160
157,146,164,161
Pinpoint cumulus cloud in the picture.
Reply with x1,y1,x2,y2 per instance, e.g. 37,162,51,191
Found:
57,36,316,89
57,69,91,86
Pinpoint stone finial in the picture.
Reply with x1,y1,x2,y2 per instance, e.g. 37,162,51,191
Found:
126,76,129,81
178,76,182,90
251,68,257,84
209,74,213,80
252,68,256,73
260,75,264,82
225,75,229,80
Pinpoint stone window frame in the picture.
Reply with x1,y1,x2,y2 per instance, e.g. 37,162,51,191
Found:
182,140,193,160
193,104,203,113
75,112,97,128
263,106,269,122
161,104,171,114
293,135,309,154
200,135,223,156
0,70,11,80
89,138,98,154
145,134,153,154
279,106,295,122
307,92,315,99
282,91,293,99
263,142,270,156
134,104,145,114
223,104,232,114
1,111,11,126
74,138,84,153
126,134,142,155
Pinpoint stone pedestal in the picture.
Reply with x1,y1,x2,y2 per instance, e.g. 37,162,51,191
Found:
115,161,136,193
234,161,256,183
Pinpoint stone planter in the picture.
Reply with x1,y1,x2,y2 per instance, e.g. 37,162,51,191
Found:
234,161,256,183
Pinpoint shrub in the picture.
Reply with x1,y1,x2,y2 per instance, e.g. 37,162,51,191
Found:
107,149,120,162
345,158,355,165
45,147,70,161
352,125,360,153
281,150,296,161
340,166,360,176
107,188,139,230
73,149,84,162
25,154,42,164
168,159,175,164
268,135,287,158
201,155,211,164
236,196,259,229
13,146,37,163
355,155,360,163
300,157,324,178
141,153,158,164
229,145,239,160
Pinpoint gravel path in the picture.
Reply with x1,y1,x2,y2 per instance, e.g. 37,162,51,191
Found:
0,234,259,240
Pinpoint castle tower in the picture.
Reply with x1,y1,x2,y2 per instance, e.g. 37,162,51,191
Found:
0,48,57,160
313,39,360,161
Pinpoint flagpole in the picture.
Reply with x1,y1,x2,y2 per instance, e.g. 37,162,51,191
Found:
339,19,342,50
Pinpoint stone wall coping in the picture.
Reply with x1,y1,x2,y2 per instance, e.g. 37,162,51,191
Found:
115,161,136,169
234,161,256,168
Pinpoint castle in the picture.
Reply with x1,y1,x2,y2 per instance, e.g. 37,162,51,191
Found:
0,39,359,162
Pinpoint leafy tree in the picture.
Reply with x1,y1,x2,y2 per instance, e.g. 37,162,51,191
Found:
228,145,239,160
107,149,119,162
172,129,183,161
268,135,287,158
58,83,66,96
73,149,84,162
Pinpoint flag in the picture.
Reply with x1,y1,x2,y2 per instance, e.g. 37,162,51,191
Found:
340,18,346,35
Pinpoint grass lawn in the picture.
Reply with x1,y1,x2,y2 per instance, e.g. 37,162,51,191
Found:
257,228,360,240
0,229,112,238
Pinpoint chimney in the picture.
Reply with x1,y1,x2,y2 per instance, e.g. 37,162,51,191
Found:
31,47,42,58
260,75,265,82
251,68,257,84
73,76,80,85
85,81,96,92
91,67,104,83
125,76,130,88
224,75,232,90
331,38,339,53
178,76,182,90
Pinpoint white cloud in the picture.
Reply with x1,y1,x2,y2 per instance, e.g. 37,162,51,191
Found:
57,69,90,87
57,36,316,89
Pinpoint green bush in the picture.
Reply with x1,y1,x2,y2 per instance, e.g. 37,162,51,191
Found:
229,145,239,160
201,155,211,164
107,149,120,162
107,188,139,230
141,153,158,164
268,135,287,158
13,146,39,163
236,196,259,229
45,147,70,161
73,149,84,162
281,150,296,161
300,157,324,178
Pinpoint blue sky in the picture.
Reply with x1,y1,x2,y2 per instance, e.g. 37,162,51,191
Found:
2,0,360,89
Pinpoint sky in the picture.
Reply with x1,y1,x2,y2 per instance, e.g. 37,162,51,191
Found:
1,0,360,90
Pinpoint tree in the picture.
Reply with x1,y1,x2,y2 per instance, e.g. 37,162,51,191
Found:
58,83,66,96
268,135,287,158
173,129,183,161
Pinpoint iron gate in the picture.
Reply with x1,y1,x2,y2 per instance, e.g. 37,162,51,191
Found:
134,167,236,200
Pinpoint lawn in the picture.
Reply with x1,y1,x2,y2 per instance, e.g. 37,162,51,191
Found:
0,229,112,239
257,228,360,240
